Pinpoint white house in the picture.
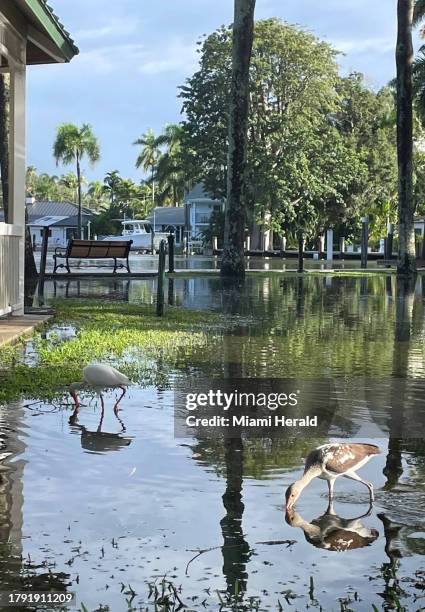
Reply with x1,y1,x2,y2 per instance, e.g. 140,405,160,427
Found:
25,200,94,247
0,1,78,317
148,206,185,245
184,184,224,241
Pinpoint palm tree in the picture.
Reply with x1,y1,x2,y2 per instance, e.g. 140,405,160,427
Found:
59,172,81,202
412,1,425,121
221,0,256,278
85,180,108,211
134,128,160,208
104,170,122,206
36,173,60,201
53,123,100,238
396,0,417,277
155,123,186,206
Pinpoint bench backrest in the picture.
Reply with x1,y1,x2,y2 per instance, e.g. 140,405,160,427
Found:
67,239,133,259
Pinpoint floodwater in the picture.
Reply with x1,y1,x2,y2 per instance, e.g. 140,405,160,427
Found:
2,273,425,610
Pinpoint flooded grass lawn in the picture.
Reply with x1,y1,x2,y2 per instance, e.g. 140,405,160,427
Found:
1,274,425,611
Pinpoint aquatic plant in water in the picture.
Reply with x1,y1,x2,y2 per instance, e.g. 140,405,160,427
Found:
0,300,226,404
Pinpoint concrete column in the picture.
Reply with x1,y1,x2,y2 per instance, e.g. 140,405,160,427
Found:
339,237,345,254
9,63,26,316
326,229,333,261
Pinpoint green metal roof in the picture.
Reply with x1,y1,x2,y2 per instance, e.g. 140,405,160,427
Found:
24,0,79,62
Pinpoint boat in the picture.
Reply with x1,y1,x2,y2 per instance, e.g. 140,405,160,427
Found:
102,220,169,252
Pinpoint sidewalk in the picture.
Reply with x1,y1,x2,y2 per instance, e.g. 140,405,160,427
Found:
0,315,51,347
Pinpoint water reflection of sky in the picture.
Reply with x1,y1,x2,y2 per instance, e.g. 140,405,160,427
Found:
2,274,425,609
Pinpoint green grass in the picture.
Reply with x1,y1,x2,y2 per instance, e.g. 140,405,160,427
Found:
0,300,224,404
169,268,420,279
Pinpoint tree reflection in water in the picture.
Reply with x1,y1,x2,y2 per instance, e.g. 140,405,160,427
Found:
220,437,250,597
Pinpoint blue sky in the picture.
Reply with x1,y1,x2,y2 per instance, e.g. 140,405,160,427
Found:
27,0,403,182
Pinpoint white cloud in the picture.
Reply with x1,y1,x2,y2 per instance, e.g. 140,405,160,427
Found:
333,37,394,56
71,38,198,77
138,40,198,75
74,17,141,41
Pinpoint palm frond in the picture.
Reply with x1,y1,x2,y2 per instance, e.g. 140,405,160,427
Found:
414,0,425,26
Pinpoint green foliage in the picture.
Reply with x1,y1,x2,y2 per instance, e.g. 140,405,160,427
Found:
26,166,85,202
134,128,160,176
133,124,188,207
200,209,225,246
0,300,224,403
154,123,188,206
53,123,100,168
180,19,398,241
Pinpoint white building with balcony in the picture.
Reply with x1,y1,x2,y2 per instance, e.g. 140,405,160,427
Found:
184,184,224,241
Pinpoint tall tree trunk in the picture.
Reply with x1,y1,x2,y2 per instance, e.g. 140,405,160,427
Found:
76,151,82,238
0,74,9,221
25,208,38,281
396,0,417,277
221,0,256,278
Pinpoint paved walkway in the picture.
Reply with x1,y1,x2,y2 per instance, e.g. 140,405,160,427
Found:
0,315,51,347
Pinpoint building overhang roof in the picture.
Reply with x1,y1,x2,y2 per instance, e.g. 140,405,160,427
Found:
1,0,78,65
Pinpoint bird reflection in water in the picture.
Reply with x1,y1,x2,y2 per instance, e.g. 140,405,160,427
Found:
285,502,379,552
69,405,132,454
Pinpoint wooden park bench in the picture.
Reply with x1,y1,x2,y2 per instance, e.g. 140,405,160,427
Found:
53,239,133,274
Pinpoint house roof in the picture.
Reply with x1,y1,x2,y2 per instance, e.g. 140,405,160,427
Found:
27,200,92,218
148,207,185,226
185,183,222,203
49,214,91,227
3,0,78,64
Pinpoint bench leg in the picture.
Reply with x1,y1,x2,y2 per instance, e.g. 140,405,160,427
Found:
126,257,131,273
66,258,71,274
113,258,118,274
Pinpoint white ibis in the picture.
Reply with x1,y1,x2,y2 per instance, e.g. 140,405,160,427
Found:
285,443,381,510
69,364,131,413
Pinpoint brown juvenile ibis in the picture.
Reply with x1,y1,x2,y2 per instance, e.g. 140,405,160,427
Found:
285,443,381,509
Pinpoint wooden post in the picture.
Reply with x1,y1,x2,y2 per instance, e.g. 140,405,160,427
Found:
245,235,250,254
326,229,333,261
297,230,304,273
168,277,175,306
361,216,369,269
385,222,395,260
281,235,286,253
168,232,175,273
37,225,49,304
420,223,425,260
156,239,166,317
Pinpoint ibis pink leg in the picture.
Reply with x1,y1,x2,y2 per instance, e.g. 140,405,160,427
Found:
114,386,127,412
327,479,335,500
